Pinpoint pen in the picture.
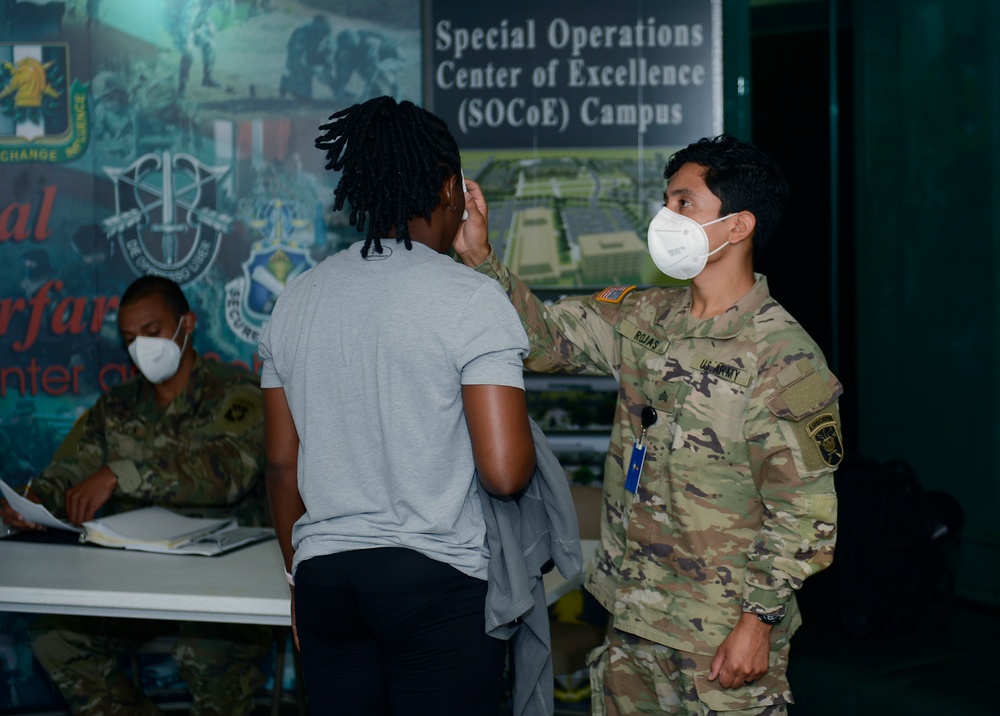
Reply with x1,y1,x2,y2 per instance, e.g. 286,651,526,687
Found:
21,476,34,497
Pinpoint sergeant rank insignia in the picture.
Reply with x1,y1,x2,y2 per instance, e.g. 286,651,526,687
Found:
807,413,844,467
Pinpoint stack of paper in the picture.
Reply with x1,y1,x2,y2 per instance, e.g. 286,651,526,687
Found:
81,507,235,549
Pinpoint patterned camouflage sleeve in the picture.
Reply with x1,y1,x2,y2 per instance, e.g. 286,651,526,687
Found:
108,380,265,508
474,249,620,376
33,404,110,516
743,351,843,615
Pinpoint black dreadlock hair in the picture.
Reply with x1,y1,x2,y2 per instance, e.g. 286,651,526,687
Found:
315,96,462,258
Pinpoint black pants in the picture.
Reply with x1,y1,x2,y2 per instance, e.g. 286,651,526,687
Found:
295,547,507,715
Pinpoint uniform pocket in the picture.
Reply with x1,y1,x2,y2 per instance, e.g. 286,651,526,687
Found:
587,640,610,716
691,662,792,711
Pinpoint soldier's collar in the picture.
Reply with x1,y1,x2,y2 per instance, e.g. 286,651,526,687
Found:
663,275,771,339
163,354,205,415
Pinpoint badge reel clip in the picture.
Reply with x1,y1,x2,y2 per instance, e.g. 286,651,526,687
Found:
624,406,658,494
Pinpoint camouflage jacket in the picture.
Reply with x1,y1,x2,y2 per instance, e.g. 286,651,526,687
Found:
35,356,266,526
476,251,843,656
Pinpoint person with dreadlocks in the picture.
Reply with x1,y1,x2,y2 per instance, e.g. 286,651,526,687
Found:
257,95,536,714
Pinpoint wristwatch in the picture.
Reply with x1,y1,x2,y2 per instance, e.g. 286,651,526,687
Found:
756,612,783,625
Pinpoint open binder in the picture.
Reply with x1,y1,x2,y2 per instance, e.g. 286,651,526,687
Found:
1,480,273,556
81,507,274,555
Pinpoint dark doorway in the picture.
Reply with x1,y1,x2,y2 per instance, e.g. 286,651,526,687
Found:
751,2,856,442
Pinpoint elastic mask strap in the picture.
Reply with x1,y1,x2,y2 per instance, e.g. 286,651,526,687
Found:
172,318,189,352
700,212,737,228
700,213,737,258
704,241,731,259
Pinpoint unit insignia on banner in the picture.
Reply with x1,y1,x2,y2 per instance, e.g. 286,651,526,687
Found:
245,198,313,246
101,150,233,285
225,233,316,345
0,43,89,163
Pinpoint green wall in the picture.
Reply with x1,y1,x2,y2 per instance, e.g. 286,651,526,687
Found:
853,0,1000,604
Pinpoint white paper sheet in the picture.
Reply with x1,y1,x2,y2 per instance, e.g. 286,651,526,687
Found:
0,479,83,533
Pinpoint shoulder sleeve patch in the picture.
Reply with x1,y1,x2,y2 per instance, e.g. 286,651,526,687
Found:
806,412,844,467
218,385,263,431
767,360,846,471
594,285,636,304
784,406,845,472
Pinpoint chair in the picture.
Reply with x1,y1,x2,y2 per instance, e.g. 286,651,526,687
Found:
129,626,304,715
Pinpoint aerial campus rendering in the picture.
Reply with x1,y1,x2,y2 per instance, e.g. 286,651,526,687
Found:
463,147,688,290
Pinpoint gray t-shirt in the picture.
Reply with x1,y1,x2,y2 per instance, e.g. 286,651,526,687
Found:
258,240,529,579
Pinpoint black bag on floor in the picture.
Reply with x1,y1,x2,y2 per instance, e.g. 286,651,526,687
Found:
797,454,964,639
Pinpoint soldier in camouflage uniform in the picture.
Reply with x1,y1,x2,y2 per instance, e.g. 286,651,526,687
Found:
456,136,843,715
1,276,271,716
278,14,335,100
173,0,218,95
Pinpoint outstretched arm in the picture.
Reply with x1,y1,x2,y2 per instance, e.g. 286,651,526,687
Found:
454,178,621,378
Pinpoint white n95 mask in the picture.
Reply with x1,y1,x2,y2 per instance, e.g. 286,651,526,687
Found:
647,207,736,280
127,320,188,384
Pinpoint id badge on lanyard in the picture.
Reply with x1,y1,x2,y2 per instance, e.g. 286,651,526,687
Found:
624,406,657,494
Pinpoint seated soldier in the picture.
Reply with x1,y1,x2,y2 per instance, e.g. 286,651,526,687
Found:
1,275,272,716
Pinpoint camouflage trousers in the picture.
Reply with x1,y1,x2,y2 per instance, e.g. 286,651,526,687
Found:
589,628,792,716
29,614,273,716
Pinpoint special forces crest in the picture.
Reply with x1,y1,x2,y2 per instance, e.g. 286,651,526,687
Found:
102,150,233,285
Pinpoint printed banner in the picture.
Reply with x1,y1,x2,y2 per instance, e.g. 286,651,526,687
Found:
426,0,721,147
425,0,721,291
